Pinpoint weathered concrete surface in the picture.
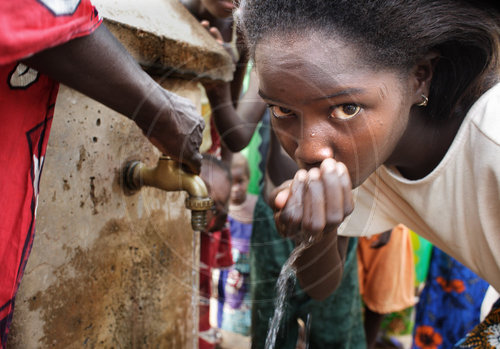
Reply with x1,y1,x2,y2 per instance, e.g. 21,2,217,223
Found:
9,79,202,348
93,0,235,82
8,0,234,346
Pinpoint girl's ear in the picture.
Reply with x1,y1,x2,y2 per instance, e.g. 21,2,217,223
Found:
410,51,440,106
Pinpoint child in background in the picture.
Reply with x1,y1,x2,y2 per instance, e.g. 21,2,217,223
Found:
217,153,257,336
357,224,416,349
180,0,249,163
199,154,234,349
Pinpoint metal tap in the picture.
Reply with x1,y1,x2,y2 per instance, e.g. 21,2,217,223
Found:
122,156,213,231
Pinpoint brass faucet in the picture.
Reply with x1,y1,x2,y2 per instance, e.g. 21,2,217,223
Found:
122,156,213,231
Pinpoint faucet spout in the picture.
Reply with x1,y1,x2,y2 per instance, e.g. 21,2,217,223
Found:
123,156,213,231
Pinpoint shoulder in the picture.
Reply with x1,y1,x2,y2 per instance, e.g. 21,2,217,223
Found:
467,82,500,146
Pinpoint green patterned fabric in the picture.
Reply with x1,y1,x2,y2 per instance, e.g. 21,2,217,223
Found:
250,195,366,349
410,231,433,285
241,127,264,196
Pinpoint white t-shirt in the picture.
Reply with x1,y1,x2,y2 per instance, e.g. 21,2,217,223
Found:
339,82,500,291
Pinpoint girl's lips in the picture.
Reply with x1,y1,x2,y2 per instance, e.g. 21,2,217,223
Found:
219,0,234,11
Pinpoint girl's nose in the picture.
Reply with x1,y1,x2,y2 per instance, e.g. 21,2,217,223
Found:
294,133,334,170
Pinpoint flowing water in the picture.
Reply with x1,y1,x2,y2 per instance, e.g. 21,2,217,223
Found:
265,241,312,349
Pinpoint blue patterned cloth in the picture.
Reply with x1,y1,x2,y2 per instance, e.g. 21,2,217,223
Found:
217,216,253,335
412,247,489,349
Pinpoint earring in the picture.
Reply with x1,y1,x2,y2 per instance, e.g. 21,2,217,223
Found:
417,94,428,107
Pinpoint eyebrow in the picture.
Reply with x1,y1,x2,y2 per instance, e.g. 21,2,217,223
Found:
258,87,366,104
312,88,366,101
258,90,280,104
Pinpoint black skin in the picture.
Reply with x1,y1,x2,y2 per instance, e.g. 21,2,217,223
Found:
255,33,464,300
23,24,204,173
181,0,250,165
203,61,348,299
364,306,386,349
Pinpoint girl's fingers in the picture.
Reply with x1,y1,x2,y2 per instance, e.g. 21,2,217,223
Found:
274,187,290,209
209,27,224,44
337,162,354,216
320,158,344,228
273,161,353,240
278,169,307,238
271,180,293,210
200,20,210,28
303,168,326,236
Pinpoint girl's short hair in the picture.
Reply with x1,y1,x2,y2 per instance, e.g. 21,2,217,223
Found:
231,152,250,178
239,0,499,120
202,153,232,183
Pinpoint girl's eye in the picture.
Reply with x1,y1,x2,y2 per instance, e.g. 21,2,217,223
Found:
330,104,362,120
269,105,295,119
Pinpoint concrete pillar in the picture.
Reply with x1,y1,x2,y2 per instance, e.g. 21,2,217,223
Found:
8,0,233,348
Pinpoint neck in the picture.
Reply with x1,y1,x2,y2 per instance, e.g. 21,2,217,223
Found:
230,196,247,207
389,108,465,180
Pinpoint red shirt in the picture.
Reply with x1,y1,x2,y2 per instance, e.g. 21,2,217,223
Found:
0,1,101,346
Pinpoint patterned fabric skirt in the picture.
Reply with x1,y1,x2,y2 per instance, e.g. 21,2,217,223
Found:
412,247,489,349
455,298,500,348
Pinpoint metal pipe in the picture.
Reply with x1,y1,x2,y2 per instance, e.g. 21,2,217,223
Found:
122,156,213,231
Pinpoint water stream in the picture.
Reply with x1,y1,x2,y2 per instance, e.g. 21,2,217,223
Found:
265,240,312,349
192,230,199,349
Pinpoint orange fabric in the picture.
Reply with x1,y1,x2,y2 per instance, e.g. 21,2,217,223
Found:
357,224,416,314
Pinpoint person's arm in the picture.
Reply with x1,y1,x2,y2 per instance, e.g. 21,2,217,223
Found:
294,233,349,300
205,69,267,151
23,24,204,173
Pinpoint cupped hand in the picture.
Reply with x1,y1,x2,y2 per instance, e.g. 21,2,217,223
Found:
270,158,354,242
144,89,204,174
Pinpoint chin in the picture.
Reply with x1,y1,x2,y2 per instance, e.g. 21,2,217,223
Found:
231,196,244,205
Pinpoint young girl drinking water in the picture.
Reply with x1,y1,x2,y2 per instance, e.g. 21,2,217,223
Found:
237,0,499,346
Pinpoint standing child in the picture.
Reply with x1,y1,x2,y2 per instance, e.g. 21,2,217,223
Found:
199,154,233,349
217,153,257,336
180,0,249,163
238,0,500,347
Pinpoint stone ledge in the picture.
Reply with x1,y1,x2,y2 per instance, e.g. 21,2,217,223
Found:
94,0,235,82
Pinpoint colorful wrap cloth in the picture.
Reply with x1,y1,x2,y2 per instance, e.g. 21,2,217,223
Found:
217,194,257,336
357,224,416,314
199,226,233,349
455,297,500,348
412,247,489,349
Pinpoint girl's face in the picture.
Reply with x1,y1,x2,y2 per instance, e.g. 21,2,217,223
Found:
230,166,249,205
255,34,416,187
201,165,231,232
201,0,234,18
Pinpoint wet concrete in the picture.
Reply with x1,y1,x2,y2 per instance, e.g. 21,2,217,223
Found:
8,0,234,346
9,83,201,348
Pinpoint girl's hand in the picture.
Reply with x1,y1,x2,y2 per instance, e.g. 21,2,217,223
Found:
201,20,224,45
200,20,237,63
270,158,354,242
